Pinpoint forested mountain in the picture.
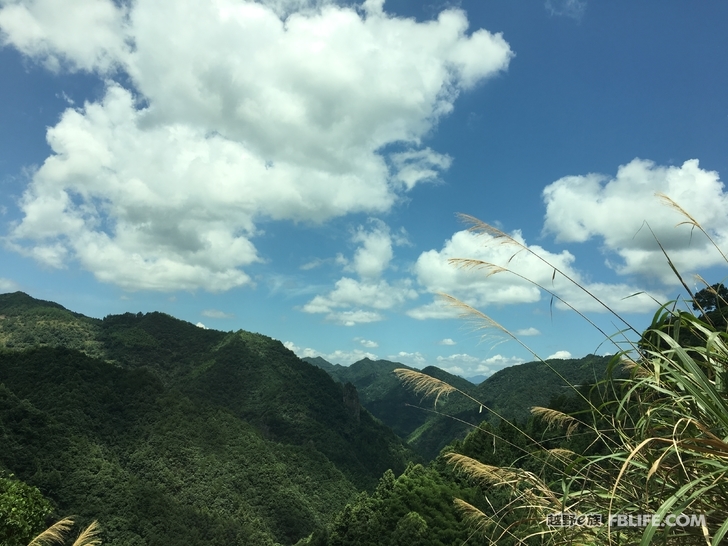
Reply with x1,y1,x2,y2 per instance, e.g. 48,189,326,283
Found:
0,291,618,545
306,354,612,460
472,354,613,423
0,292,412,545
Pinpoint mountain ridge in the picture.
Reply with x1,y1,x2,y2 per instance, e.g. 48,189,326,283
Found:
305,352,613,459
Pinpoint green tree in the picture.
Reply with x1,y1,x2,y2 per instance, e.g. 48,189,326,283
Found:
0,474,53,546
392,511,427,545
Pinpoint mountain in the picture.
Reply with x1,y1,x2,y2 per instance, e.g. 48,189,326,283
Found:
0,292,413,546
306,353,614,460
464,374,488,385
304,357,482,460
472,354,614,423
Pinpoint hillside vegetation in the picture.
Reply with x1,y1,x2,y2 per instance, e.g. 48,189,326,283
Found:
307,354,612,460
0,290,651,545
0,292,412,545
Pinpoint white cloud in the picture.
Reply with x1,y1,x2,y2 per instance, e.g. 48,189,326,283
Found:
515,327,541,336
3,0,512,291
195,321,207,329
542,158,728,285
302,219,418,324
323,348,378,364
389,351,427,368
390,148,452,190
0,0,131,72
358,338,379,348
406,299,461,320
303,278,417,312
300,258,326,270
284,341,377,365
436,352,524,378
546,350,572,360
409,227,664,317
439,338,457,345
202,309,235,319
0,278,20,292
327,309,384,326
348,219,395,279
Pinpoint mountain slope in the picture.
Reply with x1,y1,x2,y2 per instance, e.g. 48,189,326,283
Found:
0,292,413,545
473,354,614,423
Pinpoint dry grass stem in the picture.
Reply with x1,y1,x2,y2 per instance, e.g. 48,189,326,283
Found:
393,201,728,544
455,213,640,336
658,194,728,273
392,368,455,406
71,521,102,546
531,406,581,438
28,518,75,546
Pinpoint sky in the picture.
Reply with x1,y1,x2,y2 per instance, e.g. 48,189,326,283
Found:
1,0,728,379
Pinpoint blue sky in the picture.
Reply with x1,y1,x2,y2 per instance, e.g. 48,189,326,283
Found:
1,0,728,378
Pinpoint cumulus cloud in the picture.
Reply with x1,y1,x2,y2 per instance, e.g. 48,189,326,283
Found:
409,227,663,317
302,277,417,323
2,0,512,291
439,338,457,345
195,321,207,329
515,327,541,336
202,309,235,319
390,148,452,190
409,159,722,321
284,341,377,365
0,0,131,72
546,350,572,360
302,220,418,324
435,353,524,378
358,338,379,348
348,219,396,279
543,158,728,285
389,351,427,368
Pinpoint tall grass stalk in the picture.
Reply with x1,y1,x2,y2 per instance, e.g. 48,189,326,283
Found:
28,518,102,546
396,199,728,545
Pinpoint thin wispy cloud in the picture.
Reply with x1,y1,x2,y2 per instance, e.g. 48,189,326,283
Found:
545,0,586,21
515,327,541,337
202,309,235,319
0,278,19,292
